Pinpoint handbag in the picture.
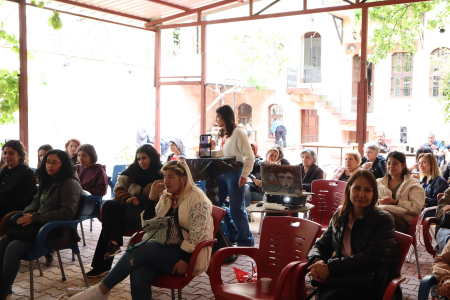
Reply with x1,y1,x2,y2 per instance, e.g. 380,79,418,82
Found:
441,213,450,230
142,216,185,246
6,218,44,243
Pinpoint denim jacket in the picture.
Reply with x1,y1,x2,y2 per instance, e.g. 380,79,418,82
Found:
420,175,448,207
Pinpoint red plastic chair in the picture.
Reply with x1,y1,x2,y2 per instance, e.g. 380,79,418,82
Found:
383,232,413,300
209,217,321,300
407,215,422,279
128,205,226,300
310,180,346,234
423,193,445,257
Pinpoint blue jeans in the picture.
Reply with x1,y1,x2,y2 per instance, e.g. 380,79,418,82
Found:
275,126,287,148
102,241,181,300
219,170,254,246
0,235,34,299
436,228,450,254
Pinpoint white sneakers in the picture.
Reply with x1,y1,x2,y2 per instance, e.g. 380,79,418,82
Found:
69,284,110,300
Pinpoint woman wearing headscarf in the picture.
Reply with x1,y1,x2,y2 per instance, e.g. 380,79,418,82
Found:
167,138,186,162
87,145,163,278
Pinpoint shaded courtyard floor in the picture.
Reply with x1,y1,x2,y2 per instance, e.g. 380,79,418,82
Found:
10,213,433,300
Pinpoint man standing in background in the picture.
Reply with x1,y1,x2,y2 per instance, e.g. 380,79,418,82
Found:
270,119,287,148
375,131,391,153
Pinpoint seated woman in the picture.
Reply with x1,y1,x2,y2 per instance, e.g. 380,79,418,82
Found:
307,170,400,300
419,153,448,218
166,138,186,162
87,144,163,278
360,143,386,179
272,144,289,165
300,149,323,193
331,151,363,182
377,151,425,234
76,144,108,196
432,238,450,299
71,161,213,300
37,144,53,170
244,141,264,207
0,150,82,300
409,148,432,180
0,140,36,221
65,138,81,165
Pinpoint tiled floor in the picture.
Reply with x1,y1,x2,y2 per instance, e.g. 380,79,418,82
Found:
9,214,434,300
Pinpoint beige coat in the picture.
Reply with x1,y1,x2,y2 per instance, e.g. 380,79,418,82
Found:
433,239,450,283
377,174,425,224
141,186,214,276
113,175,152,202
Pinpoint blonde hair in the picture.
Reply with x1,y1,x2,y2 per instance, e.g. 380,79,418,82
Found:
419,153,440,181
161,161,196,207
345,151,362,165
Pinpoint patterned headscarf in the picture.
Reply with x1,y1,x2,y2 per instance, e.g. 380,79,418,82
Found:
169,138,185,155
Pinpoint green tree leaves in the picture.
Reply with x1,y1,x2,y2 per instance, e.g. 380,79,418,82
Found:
0,69,19,125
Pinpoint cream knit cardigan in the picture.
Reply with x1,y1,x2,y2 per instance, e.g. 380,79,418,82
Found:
221,128,255,178
141,186,214,276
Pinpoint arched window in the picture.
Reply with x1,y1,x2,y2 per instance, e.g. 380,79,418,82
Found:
430,48,450,97
304,32,322,83
238,104,252,125
268,104,283,137
391,53,413,98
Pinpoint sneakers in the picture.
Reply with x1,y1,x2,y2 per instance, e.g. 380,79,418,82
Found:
103,243,121,260
45,252,54,265
69,283,109,300
86,268,110,279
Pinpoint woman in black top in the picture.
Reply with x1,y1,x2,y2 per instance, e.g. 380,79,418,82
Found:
360,143,386,179
300,149,324,192
0,140,36,221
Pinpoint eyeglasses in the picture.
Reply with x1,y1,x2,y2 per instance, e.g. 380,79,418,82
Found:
168,160,187,173
387,162,403,166
46,161,62,166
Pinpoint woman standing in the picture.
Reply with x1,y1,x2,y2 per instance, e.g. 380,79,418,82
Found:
360,143,386,179
307,170,400,300
87,144,163,278
76,144,108,197
217,105,255,247
0,150,82,300
332,151,363,182
65,138,81,165
377,151,425,234
0,140,36,221
299,149,323,193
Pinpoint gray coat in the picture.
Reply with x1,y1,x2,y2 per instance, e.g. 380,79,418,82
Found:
24,176,83,250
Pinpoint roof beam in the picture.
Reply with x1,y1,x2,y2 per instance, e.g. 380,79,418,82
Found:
145,0,241,27
144,0,190,11
154,0,434,29
7,0,153,30
52,0,150,22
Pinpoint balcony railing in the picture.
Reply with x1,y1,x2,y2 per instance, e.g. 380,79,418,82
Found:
303,65,322,83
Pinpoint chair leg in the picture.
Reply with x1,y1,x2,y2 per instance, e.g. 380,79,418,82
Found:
90,218,93,231
171,289,175,300
80,221,86,246
414,244,422,279
29,261,34,300
72,251,76,261
76,253,90,288
36,259,43,276
56,251,67,281
177,289,181,300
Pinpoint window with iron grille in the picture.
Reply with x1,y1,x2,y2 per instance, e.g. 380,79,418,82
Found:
391,53,413,98
238,104,252,125
430,48,450,97
268,104,283,138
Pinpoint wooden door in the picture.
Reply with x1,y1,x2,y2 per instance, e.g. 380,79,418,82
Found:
301,109,319,143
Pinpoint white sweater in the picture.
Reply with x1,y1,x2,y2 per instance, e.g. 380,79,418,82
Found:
222,128,255,178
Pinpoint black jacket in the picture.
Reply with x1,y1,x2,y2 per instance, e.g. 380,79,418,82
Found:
442,163,450,182
420,175,448,207
300,164,324,192
24,176,82,250
247,157,264,193
308,209,400,299
0,164,37,220
360,155,386,179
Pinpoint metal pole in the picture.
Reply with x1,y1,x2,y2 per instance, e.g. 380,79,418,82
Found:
154,30,161,153
356,7,368,156
200,24,207,134
18,0,28,151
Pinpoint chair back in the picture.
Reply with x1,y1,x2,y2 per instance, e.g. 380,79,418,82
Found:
257,217,321,285
0,210,21,236
395,231,413,271
438,193,445,202
109,164,128,198
310,180,346,226
74,193,91,220
211,206,225,237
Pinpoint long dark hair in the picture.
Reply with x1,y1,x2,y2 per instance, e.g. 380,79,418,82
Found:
37,144,53,168
121,144,163,186
77,144,98,165
387,151,409,177
216,105,236,138
2,140,28,165
37,150,75,196
334,170,378,226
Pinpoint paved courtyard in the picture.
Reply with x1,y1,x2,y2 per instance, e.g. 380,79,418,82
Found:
9,213,434,300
